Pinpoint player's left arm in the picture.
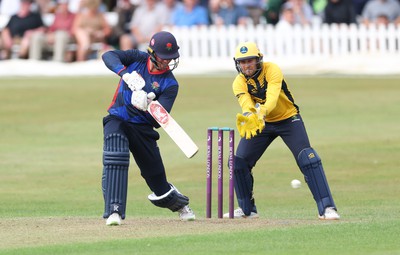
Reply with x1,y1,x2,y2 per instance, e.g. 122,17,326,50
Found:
258,63,283,118
233,76,264,139
101,49,147,76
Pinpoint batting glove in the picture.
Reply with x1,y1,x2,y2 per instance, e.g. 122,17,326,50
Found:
131,91,156,111
122,71,145,91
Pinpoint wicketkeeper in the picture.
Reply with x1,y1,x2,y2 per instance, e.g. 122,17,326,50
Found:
227,42,340,220
101,31,195,225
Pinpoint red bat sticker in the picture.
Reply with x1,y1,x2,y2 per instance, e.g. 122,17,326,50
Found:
149,103,169,125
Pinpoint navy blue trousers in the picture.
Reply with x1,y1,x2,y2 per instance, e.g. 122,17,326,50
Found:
236,114,310,166
234,114,311,212
103,115,170,195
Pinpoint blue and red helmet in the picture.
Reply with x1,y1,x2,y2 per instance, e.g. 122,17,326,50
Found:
148,31,180,71
148,31,180,60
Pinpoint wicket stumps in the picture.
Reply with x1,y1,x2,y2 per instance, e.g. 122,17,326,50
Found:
206,127,235,219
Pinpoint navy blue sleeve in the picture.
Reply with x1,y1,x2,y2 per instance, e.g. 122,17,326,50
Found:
102,49,148,77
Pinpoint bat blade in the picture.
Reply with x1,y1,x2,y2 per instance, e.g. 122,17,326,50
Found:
148,101,198,158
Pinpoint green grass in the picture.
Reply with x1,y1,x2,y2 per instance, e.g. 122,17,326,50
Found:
0,75,399,254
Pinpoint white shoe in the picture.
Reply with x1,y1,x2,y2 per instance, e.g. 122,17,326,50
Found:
178,205,196,221
223,208,259,219
106,212,122,226
318,207,340,220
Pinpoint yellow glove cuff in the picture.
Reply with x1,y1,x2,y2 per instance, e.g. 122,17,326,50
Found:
236,113,265,139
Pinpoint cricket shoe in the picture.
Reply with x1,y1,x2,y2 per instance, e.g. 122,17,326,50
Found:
178,205,196,221
106,212,122,226
318,207,340,220
223,208,259,219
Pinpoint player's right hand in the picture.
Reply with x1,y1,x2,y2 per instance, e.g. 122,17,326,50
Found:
131,90,155,111
236,113,265,139
255,103,267,120
122,71,145,91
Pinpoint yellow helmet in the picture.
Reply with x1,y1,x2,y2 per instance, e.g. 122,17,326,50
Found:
233,42,263,78
234,42,263,61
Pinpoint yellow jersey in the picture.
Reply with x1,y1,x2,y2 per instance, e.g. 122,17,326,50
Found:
232,62,299,123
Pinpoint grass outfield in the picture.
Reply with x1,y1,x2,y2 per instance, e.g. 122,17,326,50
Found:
0,75,399,254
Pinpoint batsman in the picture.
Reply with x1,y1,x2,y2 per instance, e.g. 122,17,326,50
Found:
100,31,195,225
226,42,340,220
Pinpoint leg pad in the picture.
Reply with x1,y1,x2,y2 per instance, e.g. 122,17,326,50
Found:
234,156,255,216
102,134,130,219
298,147,336,215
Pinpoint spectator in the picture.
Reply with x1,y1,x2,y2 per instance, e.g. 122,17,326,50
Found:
234,0,264,25
160,0,183,25
309,0,327,15
375,14,390,26
323,0,356,24
209,0,221,23
171,0,210,27
119,0,168,51
71,0,112,61
0,0,20,16
107,0,137,48
35,0,57,14
68,0,83,13
263,0,284,25
210,0,250,26
0,0,45,59
276,5,296,29
30,0,76,61
281,0,314,25
352,0,369,16
361,0,400,26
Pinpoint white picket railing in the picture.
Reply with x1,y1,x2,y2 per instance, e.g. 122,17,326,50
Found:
168,24,400,60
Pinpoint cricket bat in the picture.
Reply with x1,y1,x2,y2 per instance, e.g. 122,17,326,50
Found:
147,100,199,158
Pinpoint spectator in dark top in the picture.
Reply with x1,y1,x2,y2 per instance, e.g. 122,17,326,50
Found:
107,0,137,48
323,0,356,24
352,0,369,16
263,0,285,25
0,0,45,59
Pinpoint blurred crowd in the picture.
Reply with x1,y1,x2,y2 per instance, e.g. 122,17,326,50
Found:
0,0,399,62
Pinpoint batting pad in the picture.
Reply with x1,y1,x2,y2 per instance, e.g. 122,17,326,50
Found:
297,147,336,215
102,133,130,219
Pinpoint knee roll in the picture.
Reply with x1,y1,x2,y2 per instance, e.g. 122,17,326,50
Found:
103,133,130,166
298,147,321,172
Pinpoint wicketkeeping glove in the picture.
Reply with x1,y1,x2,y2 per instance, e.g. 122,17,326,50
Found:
236,112,265,139
122,71,145,91
131,91,156,111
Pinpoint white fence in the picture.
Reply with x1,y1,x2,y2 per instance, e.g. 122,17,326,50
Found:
1,22,399,76
168,24,400,60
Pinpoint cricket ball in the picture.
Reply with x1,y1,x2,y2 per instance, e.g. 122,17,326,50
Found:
291,179,301,189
